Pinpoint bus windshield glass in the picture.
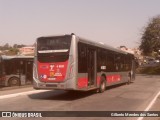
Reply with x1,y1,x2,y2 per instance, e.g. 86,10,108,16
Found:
37,36,71,53
37,35,72,62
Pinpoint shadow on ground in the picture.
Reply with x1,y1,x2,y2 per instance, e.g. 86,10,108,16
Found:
28,82,130,101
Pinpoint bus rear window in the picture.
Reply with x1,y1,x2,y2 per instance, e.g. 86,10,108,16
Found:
37,36,71,53
37,35,71,62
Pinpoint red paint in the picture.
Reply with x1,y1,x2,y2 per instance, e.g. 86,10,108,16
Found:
97,76,101,85
78,74,121,88
97,75,121,85
38,60,68,82
0,76,6,81
106,75,121,83
78,77,88,88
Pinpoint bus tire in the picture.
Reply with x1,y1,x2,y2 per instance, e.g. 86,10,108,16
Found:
8,77,20,86
99,76,106,93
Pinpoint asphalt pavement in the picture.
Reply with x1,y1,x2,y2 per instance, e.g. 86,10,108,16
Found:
0,74,160,120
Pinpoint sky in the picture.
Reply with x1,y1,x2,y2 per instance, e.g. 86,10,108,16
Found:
0,0,160,48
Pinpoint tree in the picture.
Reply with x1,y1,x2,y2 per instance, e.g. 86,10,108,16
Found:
140,15,160,56
5,48,19,55
17,44,25,48
13,44,18,48
3,43,10,50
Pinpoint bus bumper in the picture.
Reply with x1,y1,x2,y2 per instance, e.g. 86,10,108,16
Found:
33,77,77,90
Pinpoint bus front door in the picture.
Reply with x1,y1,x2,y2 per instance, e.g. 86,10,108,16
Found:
87,48,96,87
26,61,33,83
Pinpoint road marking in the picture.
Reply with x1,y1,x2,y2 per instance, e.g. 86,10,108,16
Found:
137,90,160,120
0,90,50,100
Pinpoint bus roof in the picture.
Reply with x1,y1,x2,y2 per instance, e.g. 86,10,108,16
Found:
77,36,131,55
37,34,70,40
1,55,34,60
37,33,134,56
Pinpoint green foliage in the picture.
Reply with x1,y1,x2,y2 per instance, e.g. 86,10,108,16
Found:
0,43,25,50
140,15,160,56
0,43,10,50
0,43,24,55
137,66,160,75
5,48,19,55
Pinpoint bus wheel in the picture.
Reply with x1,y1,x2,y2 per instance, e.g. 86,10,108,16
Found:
99,77,106,93
8,77,20,86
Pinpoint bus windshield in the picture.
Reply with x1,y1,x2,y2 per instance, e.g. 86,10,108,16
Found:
37,35,72,62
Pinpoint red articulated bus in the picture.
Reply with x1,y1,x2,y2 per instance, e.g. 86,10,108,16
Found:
33,33,135,92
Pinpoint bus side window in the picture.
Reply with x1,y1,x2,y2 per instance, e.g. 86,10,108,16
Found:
115,54,126,72
121,55,125,71
97,49,107,72
115,54,119,71
106,51,115,72
78,43,87,73
125,55,132,71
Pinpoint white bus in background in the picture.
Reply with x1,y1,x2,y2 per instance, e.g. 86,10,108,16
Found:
0,55,34,86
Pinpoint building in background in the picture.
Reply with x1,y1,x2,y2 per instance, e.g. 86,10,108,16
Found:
18,46,35,56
